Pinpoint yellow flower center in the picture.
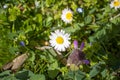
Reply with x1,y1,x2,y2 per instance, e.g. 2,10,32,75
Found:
66,12,72,20
56,36,64,44
114,1,120,6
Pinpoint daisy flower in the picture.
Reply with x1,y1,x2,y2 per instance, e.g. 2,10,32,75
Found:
61,8,73,23
110,0,120,10
49,30,71,51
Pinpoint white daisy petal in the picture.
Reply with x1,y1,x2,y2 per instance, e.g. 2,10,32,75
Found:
110,0,120,10
61,8,73,23
49,29,71,52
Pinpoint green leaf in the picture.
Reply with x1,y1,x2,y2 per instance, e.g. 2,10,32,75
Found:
29,74,45,80
9,47,19,54
48,48,57,57
71,2,77,11
8,15,16,21
7,32,17,40
8,6,20,21
65,70,86,80
15,70,34,80
75,70,86,80
83,0,91,2
84,15,92,24
36,14,42,24
48,69,59,79
70,64,79,71
0,70,11,77
89,67,100,78
48,61,58,70
0,74,17,80
46,17,53,23
28,51,35,64
46,0,53,7
45,17,53,27
0,14,7,21
101,69,107,78
64,25,80,33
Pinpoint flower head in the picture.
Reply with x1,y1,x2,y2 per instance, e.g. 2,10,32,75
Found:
49,30,71,51
80,42,85,51
110,0,120,10
76,8,83,13
20,41,25,47
35,0,40,8
67,41,90,67
61,8,73,23
3,4,8,9
83,60,90,65
73,40,78,49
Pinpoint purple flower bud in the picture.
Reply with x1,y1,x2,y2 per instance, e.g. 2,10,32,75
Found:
80,42,84,50
20,41,25,47
76,8,83,13
73,40,78,49
83,60,90,65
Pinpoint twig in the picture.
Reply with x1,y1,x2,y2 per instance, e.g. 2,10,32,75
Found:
110,13,120,21
56,51,67,65
2,53,28,71
35,46,52,50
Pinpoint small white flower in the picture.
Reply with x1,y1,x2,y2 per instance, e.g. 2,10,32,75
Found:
49,30,71,51
61,8,73,23
110,0,120,10
35,0,40,8
3,4,8,9
76,8,83,13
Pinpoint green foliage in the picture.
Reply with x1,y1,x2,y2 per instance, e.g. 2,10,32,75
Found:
0,0,120,80
0,69,45,80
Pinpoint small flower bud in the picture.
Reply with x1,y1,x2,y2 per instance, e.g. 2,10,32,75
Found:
76,8,83,13
73,40,78,49
83,60,90,65
80,42,84,50
20,41,25,47
3,4,8,9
